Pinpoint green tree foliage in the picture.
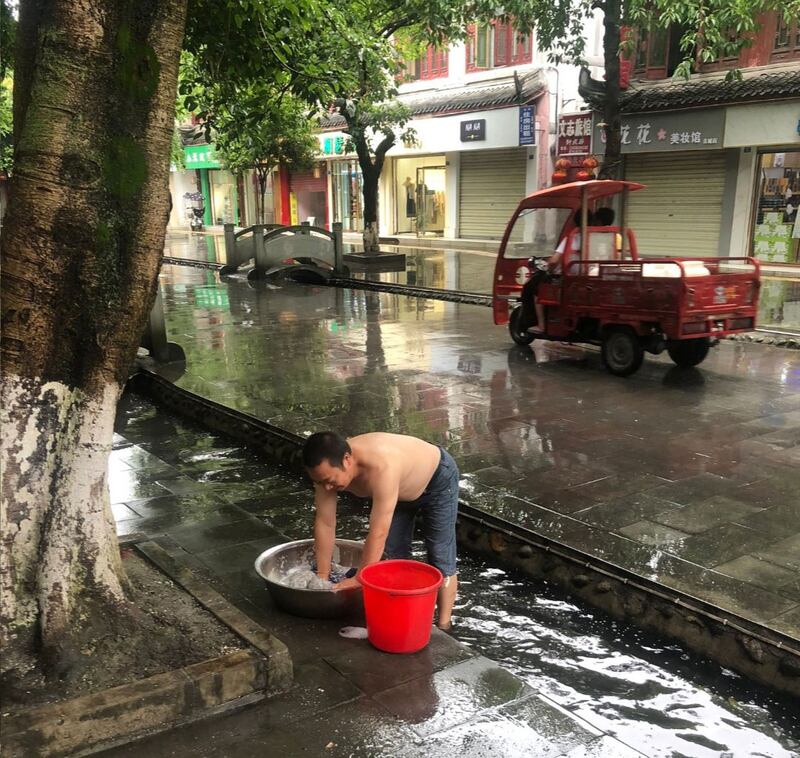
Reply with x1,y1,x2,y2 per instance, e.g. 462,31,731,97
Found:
325,0,516,250
1,0,15,175
502,0,800,177
0,74,11,175
213,87,319,224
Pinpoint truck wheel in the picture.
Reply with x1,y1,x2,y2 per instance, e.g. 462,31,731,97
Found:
667,337,711,368
509,306,535,345
601,328,644,376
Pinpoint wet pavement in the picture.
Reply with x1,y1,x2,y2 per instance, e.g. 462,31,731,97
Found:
104,397,800,756
154,244,800,647
166,230,800,333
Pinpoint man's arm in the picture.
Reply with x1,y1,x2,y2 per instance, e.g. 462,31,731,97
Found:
360,477,399,569
331,477,399,593
313,485,337,580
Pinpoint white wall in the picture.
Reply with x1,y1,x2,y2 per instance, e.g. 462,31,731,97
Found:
724,102,800,149
445,151,460,237
168,169,199,228
728,148,757,258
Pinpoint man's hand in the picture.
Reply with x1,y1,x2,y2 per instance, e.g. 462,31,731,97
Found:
332,576,360,592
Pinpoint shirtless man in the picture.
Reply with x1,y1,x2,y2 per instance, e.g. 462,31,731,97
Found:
302,431,459,630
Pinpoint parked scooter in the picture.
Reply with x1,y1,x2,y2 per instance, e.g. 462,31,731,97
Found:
183,192,205,232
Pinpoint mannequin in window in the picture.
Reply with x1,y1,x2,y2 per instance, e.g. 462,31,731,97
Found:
403,177,416,218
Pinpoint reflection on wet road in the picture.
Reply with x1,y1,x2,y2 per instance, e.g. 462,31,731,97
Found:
156,255,800,647
166,231,800,332
113,396,800,758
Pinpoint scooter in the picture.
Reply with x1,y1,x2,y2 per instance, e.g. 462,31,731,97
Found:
189,206,205,232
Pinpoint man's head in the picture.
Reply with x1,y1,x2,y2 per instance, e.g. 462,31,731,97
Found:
594,207,615,226
302,431,354,492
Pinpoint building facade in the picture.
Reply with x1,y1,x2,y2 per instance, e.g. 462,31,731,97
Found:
317,18,604,240
581,14,800,265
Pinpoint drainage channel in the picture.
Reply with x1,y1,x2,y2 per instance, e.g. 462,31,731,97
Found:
160,257,800,345
117,383,800,756
129,369,800,701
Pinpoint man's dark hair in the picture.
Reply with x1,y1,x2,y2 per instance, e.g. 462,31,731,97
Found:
573,209,595,227
302,431,351,469
594,207,615,226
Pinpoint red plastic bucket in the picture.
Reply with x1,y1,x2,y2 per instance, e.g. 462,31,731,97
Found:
358,560,443,653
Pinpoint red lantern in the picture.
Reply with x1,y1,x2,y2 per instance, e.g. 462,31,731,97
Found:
582,156,599,170
555,158,571,171
551,170,569,184
575,170,592,181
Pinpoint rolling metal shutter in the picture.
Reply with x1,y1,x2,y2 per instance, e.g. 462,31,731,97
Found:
624,152,726,257
459,149,527,239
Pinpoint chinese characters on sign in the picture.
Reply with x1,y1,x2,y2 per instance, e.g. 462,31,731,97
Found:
460,119,486,142
593,110,725,153
518,105,536,146
557,113,592,156
183,145,221,169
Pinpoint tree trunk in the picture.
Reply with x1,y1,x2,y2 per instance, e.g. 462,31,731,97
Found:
599,0,622,180
0,0,188,679
362,166,380,253
257,168,268,225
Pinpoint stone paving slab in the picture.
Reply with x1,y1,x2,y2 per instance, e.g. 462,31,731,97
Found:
152,263,800,646
102,434,639,757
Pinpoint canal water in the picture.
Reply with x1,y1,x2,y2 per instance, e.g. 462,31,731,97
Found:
116,394,800,757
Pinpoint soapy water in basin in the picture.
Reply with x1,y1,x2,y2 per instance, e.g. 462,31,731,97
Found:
275,563,356,590
266,546,357,590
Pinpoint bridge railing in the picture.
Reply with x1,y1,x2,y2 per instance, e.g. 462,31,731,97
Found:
222,221,345,277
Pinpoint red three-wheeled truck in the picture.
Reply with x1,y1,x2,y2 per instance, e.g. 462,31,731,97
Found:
492,180,761,376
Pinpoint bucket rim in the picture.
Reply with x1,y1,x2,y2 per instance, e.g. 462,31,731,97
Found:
358,559,443,595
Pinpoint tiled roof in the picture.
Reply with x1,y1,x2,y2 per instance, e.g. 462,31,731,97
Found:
320,69,545,129
620,69,800,113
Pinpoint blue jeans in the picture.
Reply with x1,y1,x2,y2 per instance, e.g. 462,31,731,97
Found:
384,448,459,577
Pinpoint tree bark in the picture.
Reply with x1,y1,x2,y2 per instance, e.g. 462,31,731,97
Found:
0,0,188,678
599,0,622,180
362,166,380,252
351,128,394,253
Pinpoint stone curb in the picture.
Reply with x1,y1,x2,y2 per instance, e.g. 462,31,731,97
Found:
3,540,293,757
3,650,266,757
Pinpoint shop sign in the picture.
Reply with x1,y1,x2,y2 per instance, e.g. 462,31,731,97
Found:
460,119,486,142
593,109,725,153
557,113,592,156
322,135,346,156
184,144,220,169
518,106,536,146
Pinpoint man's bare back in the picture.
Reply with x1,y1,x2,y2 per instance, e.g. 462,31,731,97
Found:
343,433,440,502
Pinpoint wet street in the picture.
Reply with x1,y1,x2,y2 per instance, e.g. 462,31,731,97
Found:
108,396,800,757
157,233,800,647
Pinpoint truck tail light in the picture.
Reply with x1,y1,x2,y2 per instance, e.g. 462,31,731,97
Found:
686,287,696,308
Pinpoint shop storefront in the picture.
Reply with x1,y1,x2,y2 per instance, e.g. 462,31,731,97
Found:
459,148,528,239
393,155,447,236
751,150,800,264
330,159,364,232
289,164,327,227
596,109,730,257
184,144,240,227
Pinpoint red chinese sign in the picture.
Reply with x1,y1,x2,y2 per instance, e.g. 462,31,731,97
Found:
557,113,592,157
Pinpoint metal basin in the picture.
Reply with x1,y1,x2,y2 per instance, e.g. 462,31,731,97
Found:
254,539,364,619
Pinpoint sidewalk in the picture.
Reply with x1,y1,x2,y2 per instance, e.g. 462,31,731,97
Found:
153,258,800,653
104,412,642,757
